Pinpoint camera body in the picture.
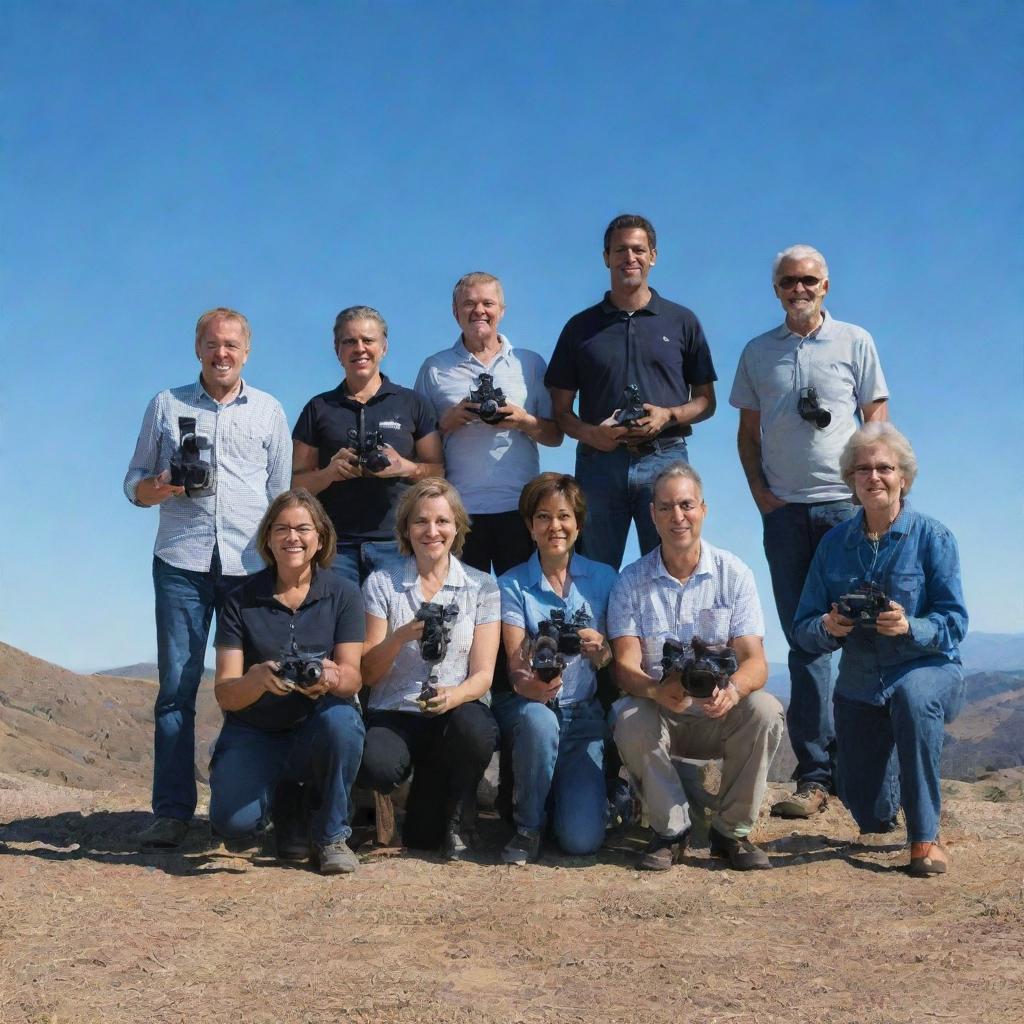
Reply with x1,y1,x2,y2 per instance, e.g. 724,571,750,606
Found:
168,416,216,497
346,425,391,474
469,373,510,424
415,601,459,664
837,582,891,626
530,607,592,682
614,384,647,427
797,386,832,429
276,650,327,689
660,636,738,699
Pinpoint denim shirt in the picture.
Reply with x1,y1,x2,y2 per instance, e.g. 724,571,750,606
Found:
498,552,619,705
792,501,968,704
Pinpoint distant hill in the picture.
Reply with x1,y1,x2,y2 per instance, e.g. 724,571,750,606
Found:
98,662,214,683
959,632,1024,673
943,670,1024,779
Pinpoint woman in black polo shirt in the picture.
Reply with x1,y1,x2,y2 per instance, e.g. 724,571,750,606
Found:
210,488,366,875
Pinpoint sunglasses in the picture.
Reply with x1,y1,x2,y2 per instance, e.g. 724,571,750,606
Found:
777,275,822,290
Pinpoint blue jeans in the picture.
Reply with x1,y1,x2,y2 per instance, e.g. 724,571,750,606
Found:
834,659,964,842
331,540,402,586
574,437,689,570
492,693,607,855
209,698,365,845
761,500,856,790
152,551,245,821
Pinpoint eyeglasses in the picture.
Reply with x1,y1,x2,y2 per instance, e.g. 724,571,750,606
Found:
272,524,317,536
853,464,897,477
777,275,822,290
654,500,702,514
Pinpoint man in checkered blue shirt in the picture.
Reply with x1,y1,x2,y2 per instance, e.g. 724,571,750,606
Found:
608,462,784,871
124,307,291,849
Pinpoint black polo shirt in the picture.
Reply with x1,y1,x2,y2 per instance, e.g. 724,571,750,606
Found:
215,566,365,731
292,375,437,544
545,289,717,437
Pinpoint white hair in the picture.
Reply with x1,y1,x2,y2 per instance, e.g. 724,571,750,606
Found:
772,244,829,283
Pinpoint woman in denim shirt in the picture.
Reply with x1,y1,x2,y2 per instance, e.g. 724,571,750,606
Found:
495,473,619,864
793,423,967,877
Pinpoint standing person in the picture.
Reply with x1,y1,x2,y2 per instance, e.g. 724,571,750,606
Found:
415,272,562,576
359,479,500,860
495,473,618,863
210,489,366,874
292,306,443,585
609,464,784,872
545,214,717,570
730,244,889,818
124,307,291,850
792,424,967,876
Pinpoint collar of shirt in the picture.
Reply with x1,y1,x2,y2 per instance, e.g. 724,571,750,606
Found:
453,333,514,367
842,500,915,549
652,542,714,586
774,308,835,343
522,550,596,593
599,287,664,317
333,373,401,406
248,566,332,610
399,554,470,594
194,375,250,406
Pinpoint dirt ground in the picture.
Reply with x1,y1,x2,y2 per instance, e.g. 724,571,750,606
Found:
2,773,1023,1024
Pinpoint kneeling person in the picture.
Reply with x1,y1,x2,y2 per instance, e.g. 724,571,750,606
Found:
609,463,784,871
210,489,366,875
495,474,618,863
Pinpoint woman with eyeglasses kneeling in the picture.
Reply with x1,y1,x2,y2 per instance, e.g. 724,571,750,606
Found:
494,473,618,864
359,478,500,860
209,489,366,875
792,423,968,877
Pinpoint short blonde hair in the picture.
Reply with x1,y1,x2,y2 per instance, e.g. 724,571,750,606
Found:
257,489,337,569
452,272,505,308
395,478,471,558
195,307,251,346
839,422,918,502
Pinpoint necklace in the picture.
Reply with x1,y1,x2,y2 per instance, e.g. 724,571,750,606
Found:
863,506,901,542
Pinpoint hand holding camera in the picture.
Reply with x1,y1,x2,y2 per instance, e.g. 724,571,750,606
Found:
660,636,738,700
169,416,217,497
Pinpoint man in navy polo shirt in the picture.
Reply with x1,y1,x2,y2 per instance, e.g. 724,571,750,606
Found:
414,271,562,577
292,305,443,584
546,214,717,570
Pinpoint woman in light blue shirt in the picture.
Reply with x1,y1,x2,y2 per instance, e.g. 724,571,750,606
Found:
496,473,619,863
793,424,967,877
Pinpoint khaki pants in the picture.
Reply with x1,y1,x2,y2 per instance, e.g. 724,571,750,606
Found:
612,690,784,839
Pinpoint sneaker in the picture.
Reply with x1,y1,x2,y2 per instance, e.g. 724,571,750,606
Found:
502,829,542,866
709,828,771,870
771,782,828,819
316,839,359,875
443,821,478,862
137,816,189,850
637,830,688,871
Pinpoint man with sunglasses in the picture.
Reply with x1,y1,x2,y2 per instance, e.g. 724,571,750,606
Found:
729,245,889,819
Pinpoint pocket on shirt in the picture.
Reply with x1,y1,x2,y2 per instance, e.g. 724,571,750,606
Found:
693,608,732,645
889,570,924,611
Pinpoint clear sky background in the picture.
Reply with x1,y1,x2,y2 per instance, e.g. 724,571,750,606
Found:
2,1,1021,673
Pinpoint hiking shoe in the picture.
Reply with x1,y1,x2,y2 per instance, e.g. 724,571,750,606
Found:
443,821,478,862
709,828,771,870
272,781,310,861
637,830,688,871
502,829,542,866
137,816,189,850
771,782,828,819
316,839,359,875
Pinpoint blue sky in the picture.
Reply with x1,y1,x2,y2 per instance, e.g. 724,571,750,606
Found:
2,1,1021,672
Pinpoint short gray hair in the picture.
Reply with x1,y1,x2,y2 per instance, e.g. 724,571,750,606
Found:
452,272,505,308
839,422,918,501
652,461,704,501
772,244,829,284
333,305,388,347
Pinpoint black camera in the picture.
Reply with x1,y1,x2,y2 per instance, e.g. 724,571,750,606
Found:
614,384,647,427
797,386,831,429
468,373,510,424
347,407,391,473
415,601,459,664
660,636,738,699
168,416,216,497
276,648,327,689
838,582,891,626
531,607,592,682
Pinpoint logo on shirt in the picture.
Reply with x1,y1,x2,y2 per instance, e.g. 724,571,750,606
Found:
662,336,671,344
378,420,402,430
